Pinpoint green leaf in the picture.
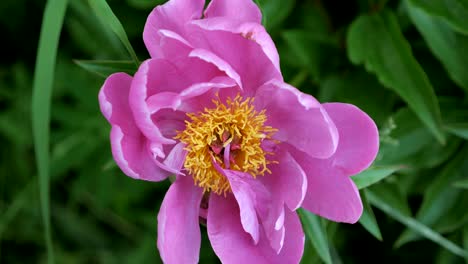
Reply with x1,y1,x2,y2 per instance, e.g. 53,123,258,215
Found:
352,166,401,189
88,0,139,67
0,181,35,237
31,0,68,262
298,209,332,264
432,193,468,234
347,10,445,143
464,226,468,263
407,0,468,35
395,146,468,247
445,124,468,140
367,190,468,258
74,60,137,78
256,0,295,31
282,29,338,83
377,108,461,168
406,1,468,92
453,179,468,189
319,70,396,125
359,190,383,241
126,0,166,10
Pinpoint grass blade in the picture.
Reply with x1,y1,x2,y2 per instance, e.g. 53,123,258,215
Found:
74,60,137,78
298,209,332,264
352,166,401,189
88,0,140,67
359,190,383,241
32,0,68,262
367,190,468,258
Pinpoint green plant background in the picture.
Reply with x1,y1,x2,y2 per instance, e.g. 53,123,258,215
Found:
1,0,468,263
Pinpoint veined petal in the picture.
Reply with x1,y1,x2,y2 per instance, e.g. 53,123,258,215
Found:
143,0,205,58
157,176,204,264
218,169,269,244
129,58,221,144
204,0,262,24
255,80,339,159
323,103,379,175
190,18,280,72
99,73,168,181
297,152,363,223
263,149,307,211
208,194,304,264
187,22,282,95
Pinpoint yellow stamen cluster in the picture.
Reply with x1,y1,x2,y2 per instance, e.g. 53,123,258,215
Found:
175,95,277,195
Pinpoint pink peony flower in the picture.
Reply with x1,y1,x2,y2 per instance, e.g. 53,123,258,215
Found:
98,0,379,263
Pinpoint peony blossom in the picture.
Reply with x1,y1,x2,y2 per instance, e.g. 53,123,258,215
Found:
98,0,379,263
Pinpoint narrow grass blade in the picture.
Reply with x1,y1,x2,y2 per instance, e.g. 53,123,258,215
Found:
298,209,332,264
31,0,68,262
453,179,468,189
88,0,140,67
359,190,383,241
74,60,137,78
367,190,468,258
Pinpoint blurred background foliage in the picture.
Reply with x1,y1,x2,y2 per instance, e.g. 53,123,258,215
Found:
1,0,468,263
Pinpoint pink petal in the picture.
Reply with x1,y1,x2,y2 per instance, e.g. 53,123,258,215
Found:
189,48,243,90
276,209,305,262
262,149,307,211
157,176,204,264
158,29,193,60
187,22,282,96
208,194,304,264
162,142,187,176
288,147,363,223
255,80,339,159
143,0,205,58
323,103,379,175
129,58,220,144
99,73,168,181
204,0,262,24
190,18,280,73
218,169,270,244
288,103,378,223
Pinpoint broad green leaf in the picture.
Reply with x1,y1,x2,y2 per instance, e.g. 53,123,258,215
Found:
298,209,332,264
352,166,401,189
377,108,461,168
74,60,137,78
406,1,468,92
347,10,445,143
319,70,396,125
395,146,468,247
31,0,68,262
408,0,468,35
367,190,468,258
282,30,337,82
88,0,139,67
359,190,383,241
256,0,295,31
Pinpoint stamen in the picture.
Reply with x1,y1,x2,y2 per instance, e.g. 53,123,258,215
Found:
175,95,277,195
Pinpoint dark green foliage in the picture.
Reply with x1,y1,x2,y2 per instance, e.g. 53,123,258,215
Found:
2,0,468,263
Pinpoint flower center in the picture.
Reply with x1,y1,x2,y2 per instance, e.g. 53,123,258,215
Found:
175,95,277,195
